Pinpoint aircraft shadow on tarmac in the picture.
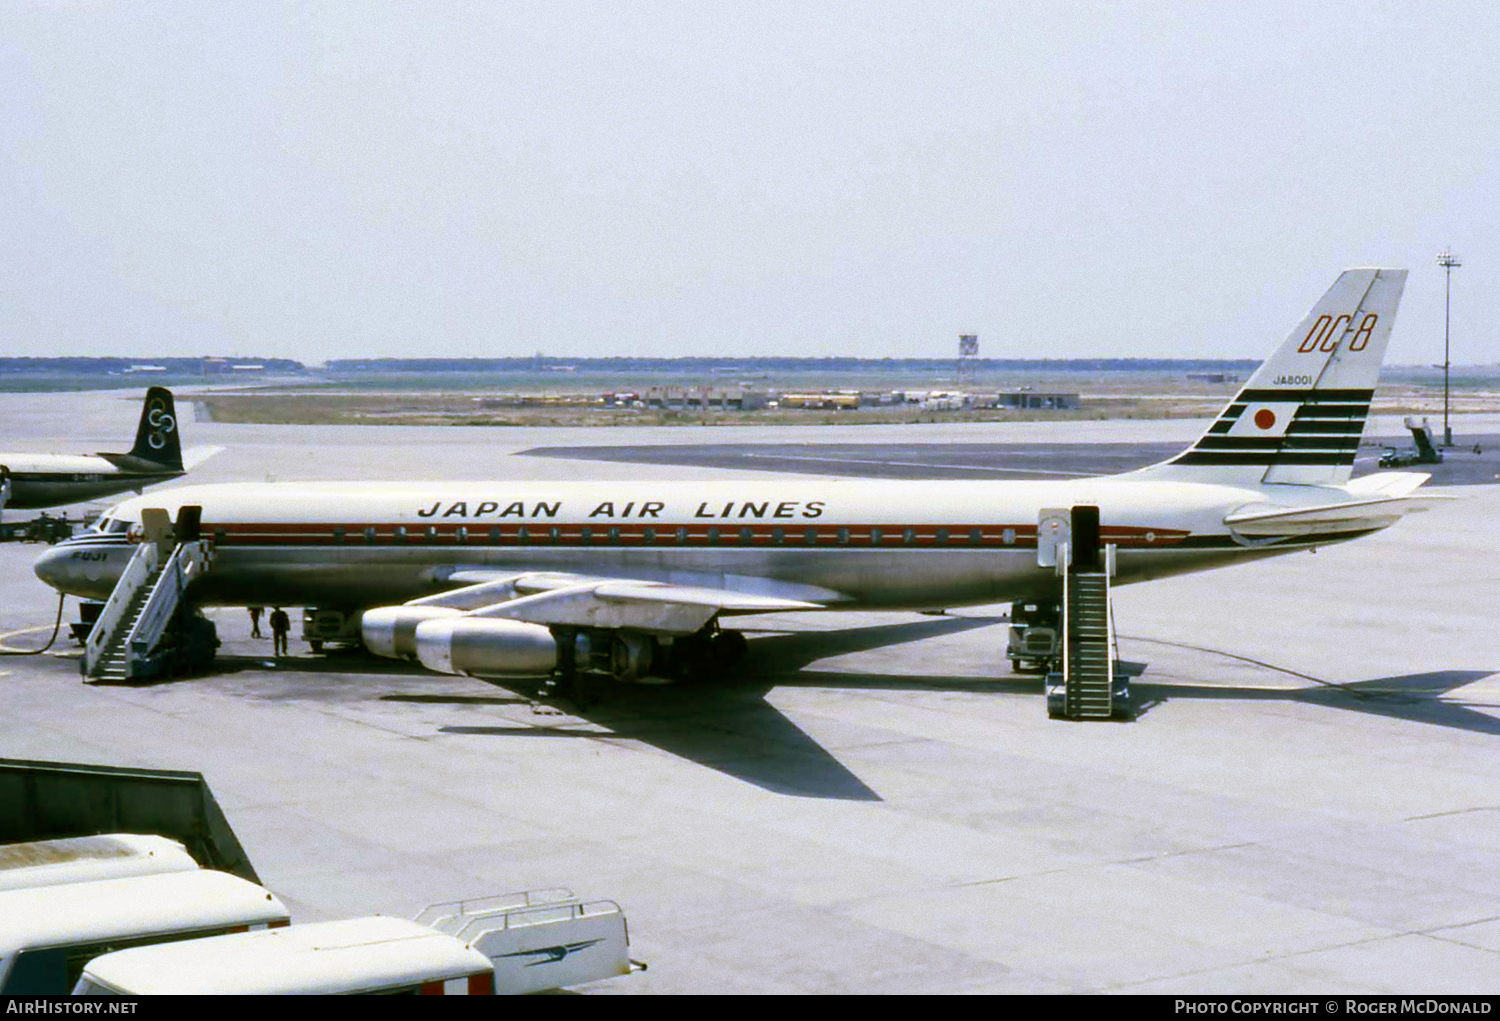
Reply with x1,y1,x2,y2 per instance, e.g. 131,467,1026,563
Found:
438,642,1497,802
437,616,1007,803
1129,670,1500,735
125,622,1499,802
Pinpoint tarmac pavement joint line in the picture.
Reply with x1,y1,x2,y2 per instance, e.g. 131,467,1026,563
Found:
1403,806,1500,821
1106,927,1500,994
1419,916,1500,954
1118,635,1358,693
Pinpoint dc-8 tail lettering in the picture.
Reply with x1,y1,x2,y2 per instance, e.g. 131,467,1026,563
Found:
1129,268,1405,487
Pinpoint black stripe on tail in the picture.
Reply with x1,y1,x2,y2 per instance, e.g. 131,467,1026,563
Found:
1170,388,1372,468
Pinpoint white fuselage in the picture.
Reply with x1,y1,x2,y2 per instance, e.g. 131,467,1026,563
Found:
34,478,1375,612
0,454,180,511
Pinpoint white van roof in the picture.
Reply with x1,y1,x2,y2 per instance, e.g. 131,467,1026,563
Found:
0,870,287,955
0,835,198,892
79,917,492,995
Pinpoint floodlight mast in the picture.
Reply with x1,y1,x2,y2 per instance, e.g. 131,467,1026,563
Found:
1437,247,1462,446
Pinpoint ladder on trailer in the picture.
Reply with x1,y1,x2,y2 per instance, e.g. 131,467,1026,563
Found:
82,538,214,683
1062,558,1115,718
416,889,635,994
1041,505,1140,720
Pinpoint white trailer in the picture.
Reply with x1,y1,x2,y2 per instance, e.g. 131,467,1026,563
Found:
0,834,199,893
0,870,290,994
75,892,638,996
75,917,495,995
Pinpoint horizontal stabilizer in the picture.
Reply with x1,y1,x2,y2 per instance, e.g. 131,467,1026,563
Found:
96,453,182,474
1343,471,1433,498
180,446,225,470
1224,492,1454,537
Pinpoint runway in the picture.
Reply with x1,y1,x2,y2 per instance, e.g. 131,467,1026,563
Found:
523,437,1500,485
1,392,1498,992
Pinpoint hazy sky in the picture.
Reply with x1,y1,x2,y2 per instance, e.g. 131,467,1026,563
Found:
2,1,1496,363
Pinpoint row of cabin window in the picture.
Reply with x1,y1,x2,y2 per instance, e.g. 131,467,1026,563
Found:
213,526,1022,547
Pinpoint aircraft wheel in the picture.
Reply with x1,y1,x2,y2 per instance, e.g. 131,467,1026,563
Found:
309,640,324,653
1045,674,1066,719
713,630,748,667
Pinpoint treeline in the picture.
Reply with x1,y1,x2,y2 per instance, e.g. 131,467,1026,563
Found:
0,357,305,373
327,357,1263,373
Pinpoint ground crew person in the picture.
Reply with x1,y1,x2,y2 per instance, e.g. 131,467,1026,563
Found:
248,606,263,638
269,607,290,657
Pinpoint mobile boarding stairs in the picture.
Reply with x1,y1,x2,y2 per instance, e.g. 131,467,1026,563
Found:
417,888,638,994
81,506,218,683
1009,505,1145,721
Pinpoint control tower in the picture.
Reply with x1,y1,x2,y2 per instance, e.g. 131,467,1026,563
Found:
958,334,979,386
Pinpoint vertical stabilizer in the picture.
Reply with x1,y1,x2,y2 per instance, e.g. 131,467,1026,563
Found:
127,387,183,471
1127,269,1407,487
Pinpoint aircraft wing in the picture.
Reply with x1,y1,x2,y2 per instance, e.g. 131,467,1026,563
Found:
413,569,833,633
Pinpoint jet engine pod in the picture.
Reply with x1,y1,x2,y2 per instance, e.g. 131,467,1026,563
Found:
571,630,658,682
360,605,465,659
413,617,558,677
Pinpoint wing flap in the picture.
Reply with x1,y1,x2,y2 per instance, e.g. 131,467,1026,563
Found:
425,574,826,633
472,584,718,634
592,581,821,612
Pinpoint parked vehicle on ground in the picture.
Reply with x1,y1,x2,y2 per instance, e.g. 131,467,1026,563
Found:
74,917,494,996
0,870,289,994
0,834,199,893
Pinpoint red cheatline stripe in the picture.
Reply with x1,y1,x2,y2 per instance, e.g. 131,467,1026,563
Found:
190,522,1191,549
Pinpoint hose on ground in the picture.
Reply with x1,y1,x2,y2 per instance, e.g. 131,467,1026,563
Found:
0,593,66,655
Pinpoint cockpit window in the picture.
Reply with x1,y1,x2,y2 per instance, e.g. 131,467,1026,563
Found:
92,517,129,535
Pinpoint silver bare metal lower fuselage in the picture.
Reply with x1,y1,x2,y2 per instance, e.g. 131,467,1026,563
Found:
39,535,1315,613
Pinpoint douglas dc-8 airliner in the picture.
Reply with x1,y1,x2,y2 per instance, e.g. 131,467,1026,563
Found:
36,269,1440,687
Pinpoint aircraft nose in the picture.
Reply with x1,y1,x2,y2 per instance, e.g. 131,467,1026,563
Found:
33,545,70,592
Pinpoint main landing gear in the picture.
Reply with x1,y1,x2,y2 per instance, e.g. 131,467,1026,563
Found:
538,622,749,708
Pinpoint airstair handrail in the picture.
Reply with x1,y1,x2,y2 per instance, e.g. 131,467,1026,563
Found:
126,540,213,666
82,541,159,676
456,898,622,940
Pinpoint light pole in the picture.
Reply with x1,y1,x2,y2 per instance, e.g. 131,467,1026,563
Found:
1437,248,1461,446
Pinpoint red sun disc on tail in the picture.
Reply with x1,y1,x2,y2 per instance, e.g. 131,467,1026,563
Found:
1254,409,1276,430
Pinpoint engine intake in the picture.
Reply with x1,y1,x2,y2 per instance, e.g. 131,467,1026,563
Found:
360,605,465,659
